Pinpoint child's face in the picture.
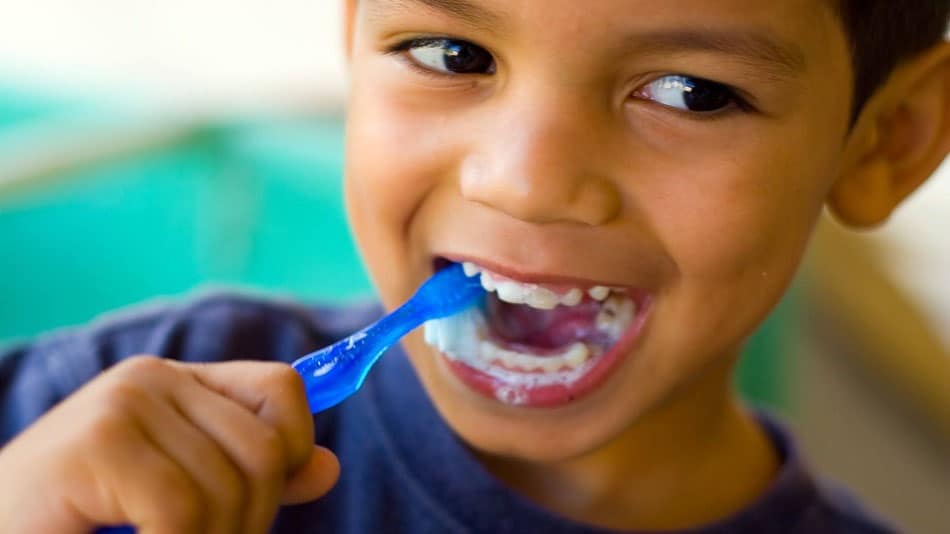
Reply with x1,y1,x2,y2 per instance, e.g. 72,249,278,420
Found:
344,0,853,460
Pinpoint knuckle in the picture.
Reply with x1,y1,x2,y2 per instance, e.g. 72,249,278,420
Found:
99,381,152,416
261,363,303,394
115,354,167,377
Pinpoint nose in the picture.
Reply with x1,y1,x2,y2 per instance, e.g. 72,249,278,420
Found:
459,97,621,226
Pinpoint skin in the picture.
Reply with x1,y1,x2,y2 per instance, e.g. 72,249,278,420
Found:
0,1,946,532
343,0,950,529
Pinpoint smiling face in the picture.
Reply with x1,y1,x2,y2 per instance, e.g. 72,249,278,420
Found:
344,0,854,461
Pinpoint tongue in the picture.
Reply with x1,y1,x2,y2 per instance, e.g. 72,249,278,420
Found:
486,295,602,350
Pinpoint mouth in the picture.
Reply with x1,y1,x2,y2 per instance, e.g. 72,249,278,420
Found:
423,258,652,408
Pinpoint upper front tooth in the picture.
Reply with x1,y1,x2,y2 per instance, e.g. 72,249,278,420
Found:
462,262,480,277
560,288,583,306
480,272,497,292
496,280,528,304
525,287,559,310
588,286,610,301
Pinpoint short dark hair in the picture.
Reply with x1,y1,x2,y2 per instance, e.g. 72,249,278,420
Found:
835,0,949,119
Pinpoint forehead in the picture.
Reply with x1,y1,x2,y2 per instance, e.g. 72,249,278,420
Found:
369,0,829,28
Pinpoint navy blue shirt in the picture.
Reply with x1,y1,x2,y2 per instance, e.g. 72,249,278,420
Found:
0,294,896,533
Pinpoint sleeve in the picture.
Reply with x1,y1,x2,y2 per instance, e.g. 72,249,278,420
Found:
0,293,345,446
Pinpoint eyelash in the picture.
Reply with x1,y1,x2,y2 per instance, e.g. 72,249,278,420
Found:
386,37,756,117
386,37,488,81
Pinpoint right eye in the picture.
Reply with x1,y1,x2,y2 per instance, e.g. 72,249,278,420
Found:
400,38,496,75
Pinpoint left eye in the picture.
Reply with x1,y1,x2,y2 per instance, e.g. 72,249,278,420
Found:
402,38,496,75
635,75,739,113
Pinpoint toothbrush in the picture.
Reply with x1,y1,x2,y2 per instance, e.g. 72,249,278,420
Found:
95,263,483,534
292,262,484,413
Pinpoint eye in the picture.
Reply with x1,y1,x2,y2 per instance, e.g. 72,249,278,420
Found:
400,38,495,75
634,75,741,113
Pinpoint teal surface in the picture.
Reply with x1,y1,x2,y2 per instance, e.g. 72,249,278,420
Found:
1,89,371,345
0,87,788,408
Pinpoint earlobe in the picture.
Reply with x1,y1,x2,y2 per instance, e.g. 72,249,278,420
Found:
828,156,898,227
829,42,950,228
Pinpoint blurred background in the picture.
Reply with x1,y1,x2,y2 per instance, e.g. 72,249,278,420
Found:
0,2,947,531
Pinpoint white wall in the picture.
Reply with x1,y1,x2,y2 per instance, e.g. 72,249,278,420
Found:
0,0,347,107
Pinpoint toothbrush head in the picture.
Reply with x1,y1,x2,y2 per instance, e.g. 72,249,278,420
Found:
412,263,485,319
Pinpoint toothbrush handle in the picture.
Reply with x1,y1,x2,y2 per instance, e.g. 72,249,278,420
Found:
293,303,420,413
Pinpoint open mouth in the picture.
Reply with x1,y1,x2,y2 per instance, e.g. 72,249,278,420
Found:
423,259,652,408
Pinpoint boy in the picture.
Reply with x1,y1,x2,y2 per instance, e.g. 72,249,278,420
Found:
1,0,948,532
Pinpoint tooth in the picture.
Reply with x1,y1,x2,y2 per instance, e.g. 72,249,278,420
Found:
560,288,583,307
564,343,589,367
496,280,528,304
525,287,559,310
514,353,541,371
540,358,562,373
462,262,480,277
588,286,610,301
596,296,635,339
480,272,496,292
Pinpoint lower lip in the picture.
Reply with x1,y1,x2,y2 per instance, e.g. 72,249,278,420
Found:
438,300,652,408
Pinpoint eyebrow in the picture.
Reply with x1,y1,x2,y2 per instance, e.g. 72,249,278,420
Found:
373,0,503,30
620,29,807,79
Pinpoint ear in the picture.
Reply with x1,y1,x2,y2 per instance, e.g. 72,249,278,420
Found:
829,41,950,227
343,0,358,60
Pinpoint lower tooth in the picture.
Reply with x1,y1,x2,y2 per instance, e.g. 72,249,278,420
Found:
480,340,590,372
564,342,589,366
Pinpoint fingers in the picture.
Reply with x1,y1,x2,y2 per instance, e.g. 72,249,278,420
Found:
82,406,207,534
133,387,247,534
173,376,293,534
171,360,316,472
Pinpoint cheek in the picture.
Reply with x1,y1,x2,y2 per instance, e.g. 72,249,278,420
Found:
640,133,836,344
344,62,468,303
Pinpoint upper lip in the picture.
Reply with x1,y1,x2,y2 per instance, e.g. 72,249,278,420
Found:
438,253,634,289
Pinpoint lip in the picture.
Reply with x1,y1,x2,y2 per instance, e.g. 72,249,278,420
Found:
429,254,654,408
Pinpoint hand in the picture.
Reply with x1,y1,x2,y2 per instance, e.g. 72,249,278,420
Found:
0,357,340,534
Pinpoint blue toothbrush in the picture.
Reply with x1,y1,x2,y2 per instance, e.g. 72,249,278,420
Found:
292,262,484,413
95,263,483,534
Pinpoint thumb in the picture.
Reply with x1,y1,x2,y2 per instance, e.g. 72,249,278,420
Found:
281,445,340,505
